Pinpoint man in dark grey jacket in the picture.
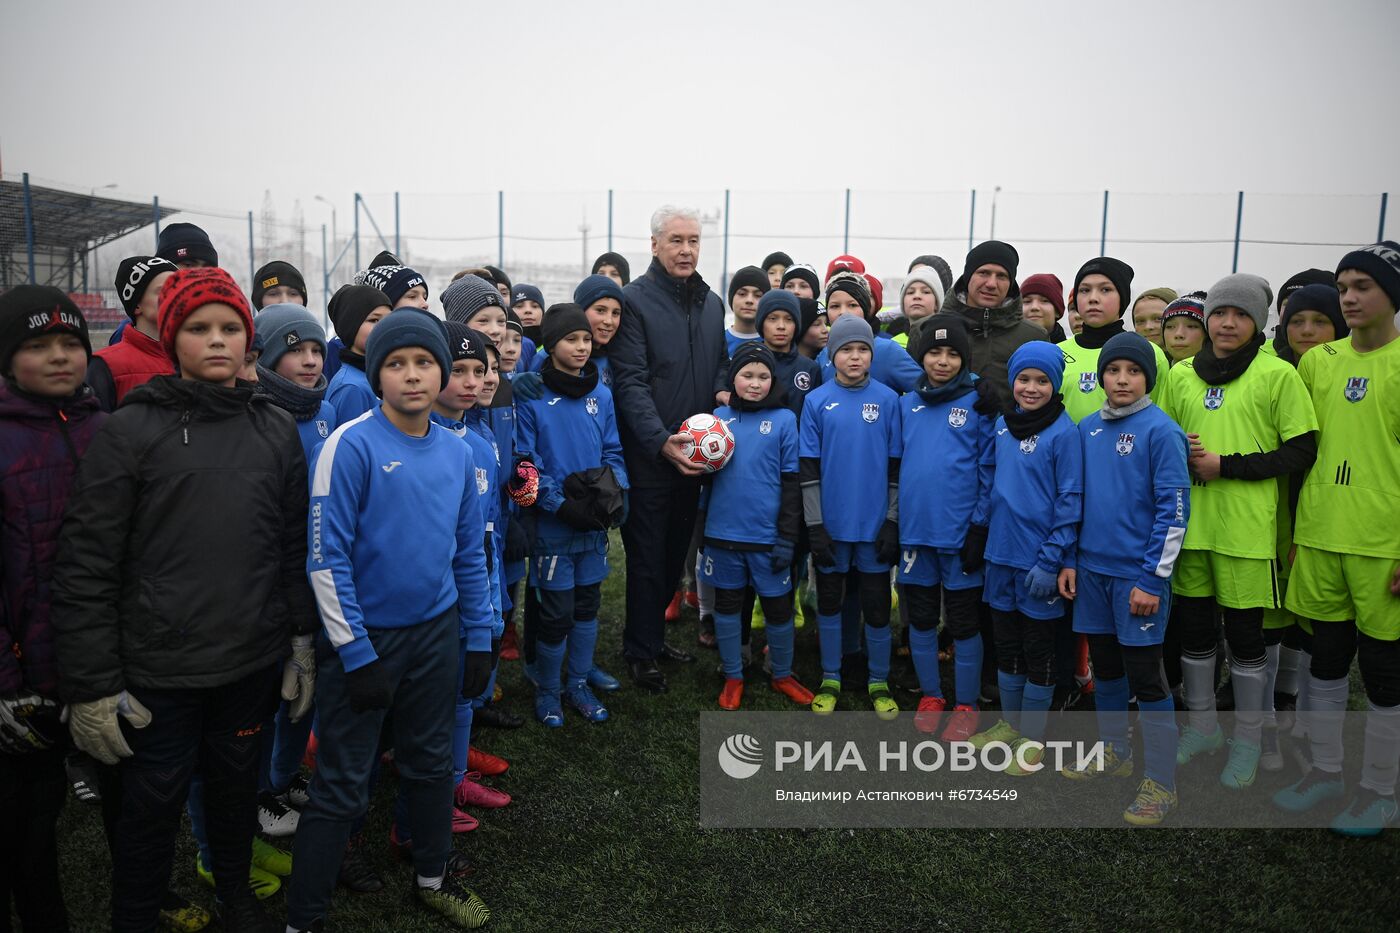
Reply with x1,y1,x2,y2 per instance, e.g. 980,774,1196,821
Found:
608,206,729,692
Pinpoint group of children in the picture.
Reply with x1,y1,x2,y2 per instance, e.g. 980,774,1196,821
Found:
1,216,1398,930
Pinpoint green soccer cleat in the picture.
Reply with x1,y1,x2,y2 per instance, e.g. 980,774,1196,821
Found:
1124,777,1178,826
793,598,807,630
1273,768,1347,813
751,600,766,631
1330,788,1400,837
969,719,1020,749
868,682,899,720
196,853,281,900
1061,743,1134,781
1220,738,1261,790
1004,738,1045,776
1175,725,1224,765
251,837,293,877
417,877,491,929
812,679,841,714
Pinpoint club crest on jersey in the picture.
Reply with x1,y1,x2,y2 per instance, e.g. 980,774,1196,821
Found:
1019,435,1038,454
862,403,880,423
759,419,773,435
475,467,489,495
1203,387,1225,410
585,397,599,416
1079,371,1098,393
948,407,968,428
1116,432,1136,456
1344,377,1369,402
315,420,329,438
794,371,811,391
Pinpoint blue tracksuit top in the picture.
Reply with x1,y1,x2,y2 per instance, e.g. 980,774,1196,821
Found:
295,401,338,465
308,407,495,669
326,362,378,426
771,348,822,419
529,350,612,388
1078,404,1191,596
704,406,799,547
431,411,504,625
817,333,922,394
800,378,903,544
897,386,995,549
725,328,764,356
516,380,628,551
986,409,1082,574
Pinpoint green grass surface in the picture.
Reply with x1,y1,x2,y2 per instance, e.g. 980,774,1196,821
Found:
55,536,1399,931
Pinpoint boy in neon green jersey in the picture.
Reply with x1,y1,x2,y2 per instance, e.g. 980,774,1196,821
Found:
1161,273,1317,791
1274,243,1400,836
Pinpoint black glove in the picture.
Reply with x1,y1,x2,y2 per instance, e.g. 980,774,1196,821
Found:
808,524,836,569
345,660,393,714
770,539,795,573
960,524,989,573
504,519,529,564
462,650,494,699
972,378,1002,417
512,371,545,401
556,499,603,531
875,519,901,566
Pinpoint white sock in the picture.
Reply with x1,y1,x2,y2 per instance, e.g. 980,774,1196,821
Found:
417,873,444,891
1291,650,1313,739
1263,643,1281,729
1181,651,1219,735
1360,702,1400,798
697,578,714,617
1230,658,1268,745
1276,644,1301,696
1308,676,1350,774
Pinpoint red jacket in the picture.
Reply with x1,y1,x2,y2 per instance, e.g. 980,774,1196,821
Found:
87,325,173,411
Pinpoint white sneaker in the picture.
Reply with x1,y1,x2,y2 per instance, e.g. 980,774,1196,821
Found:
258,792,300,837
283,774,311,809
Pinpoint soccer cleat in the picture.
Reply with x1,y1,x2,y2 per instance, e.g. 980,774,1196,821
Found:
1330,788,1400,837
751,601,766,631
1004,738,1045,777
793,599,807,630
337,832,384,893
251,837,293,877
1061,743,1134,781
1123,777,1178,826
257,790,299,837
455,772,511,809
1273,768,1347,813
587,666,622,693
941,705,980,743
214,895,275,933
771,676,814,706
1259,727,1283,773
474,703,525,729
1220,738,1261,790
563,684,610,722
665,591,682,623
869,682,899,720
684,587,699,610
812,679,841,714
284,772,311,809
534,693,564,729
914,696,947,734
158,892,210,933
468,746,510,776
499,624,520,661
417,876,491,929
387,827,476,876
451,807,480,833
719,678,744,710
1175,725,1225,765
196,852,281,899
969,719,1019,749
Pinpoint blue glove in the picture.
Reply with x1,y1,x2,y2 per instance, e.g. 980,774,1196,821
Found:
512,371,544,401
1025,565,1059,600
770,539,795,572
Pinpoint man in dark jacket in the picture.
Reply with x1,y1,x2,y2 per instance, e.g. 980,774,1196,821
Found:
608,206,730,692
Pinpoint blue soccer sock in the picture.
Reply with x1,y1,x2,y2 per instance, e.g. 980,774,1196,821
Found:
865,624,892,684
536,638,566,698
766,619,795,680
908,627,943,698
566,619,599,690
1021,681,1055,743
998,670,1027,731
1138,697,1178,791
714,612,744,679
1093,674,1131,758
453,696,473,783
954,635,983,707
817,613,843,681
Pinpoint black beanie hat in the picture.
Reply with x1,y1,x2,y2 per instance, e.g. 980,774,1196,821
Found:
1097,331,1158,393
761,251,793,271
780,264,821,297
505,308,524,336
327,284,391,345
0,285,92,375
911,313,971,365
958,241,1019,295
252,261,308,308
156,223,218,267
1281,284,1347,338
1336,241,1400,311
114,255,179,316
909,254,954,293
1277,268,1333,313
368,250,400,269
1073,256,1135,319
824,270,872,318
727,340,777,387
727,265,771,307
443,320,492,367
541,302,592,352
591,252,631,285
483,265,512,293
797,297,824,339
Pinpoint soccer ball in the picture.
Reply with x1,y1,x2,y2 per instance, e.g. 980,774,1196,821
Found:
678,413,736,472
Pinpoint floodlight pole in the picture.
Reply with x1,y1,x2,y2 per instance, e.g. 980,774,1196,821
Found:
22,173,35,283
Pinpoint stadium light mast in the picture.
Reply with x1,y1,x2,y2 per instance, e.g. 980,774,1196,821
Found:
989,186,1002,240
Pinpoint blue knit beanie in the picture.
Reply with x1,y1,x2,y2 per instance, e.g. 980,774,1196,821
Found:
755,288,801,336
1096,332,1157,393
1008,340,1065,394
510,283,545,310
573,274,625,312
253,303,326,372
365,307,451,395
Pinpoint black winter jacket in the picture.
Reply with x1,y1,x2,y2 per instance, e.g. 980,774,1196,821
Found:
52,376,314,702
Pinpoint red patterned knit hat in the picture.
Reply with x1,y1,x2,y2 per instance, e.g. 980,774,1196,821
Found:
158,267,253,362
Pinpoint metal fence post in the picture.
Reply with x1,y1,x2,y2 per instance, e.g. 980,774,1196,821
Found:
967,189,976,250
1232,191,1244,274
353,193,361,272
22,173,36,283
721,188,731,301
247,211,256,287
153,195,161,247
1379,192,1389,242
321,223,330,328
607,189,614,252
394,191,401,258
1100,190,1110,255
843,188,851,254
497,191,504,268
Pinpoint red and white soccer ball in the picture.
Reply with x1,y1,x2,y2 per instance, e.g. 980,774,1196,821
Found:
678,413,736,472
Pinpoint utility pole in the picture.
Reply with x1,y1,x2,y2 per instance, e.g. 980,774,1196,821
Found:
579,212,591,278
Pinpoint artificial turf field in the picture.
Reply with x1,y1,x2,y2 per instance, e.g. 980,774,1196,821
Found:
54,534,1399,932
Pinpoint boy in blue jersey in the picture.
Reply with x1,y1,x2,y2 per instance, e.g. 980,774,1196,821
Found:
817,271,922,393
897,315,999,739
288,308,493,931
1059,333,1190,825
725,266,770,355
701,343,815,710
325,284,393,425
516,304,629,728
971,341,1081,775
757,288,822,418
800,315,903,716
510,283,545,363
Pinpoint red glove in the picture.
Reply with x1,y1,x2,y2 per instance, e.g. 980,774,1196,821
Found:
508,459,540,507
